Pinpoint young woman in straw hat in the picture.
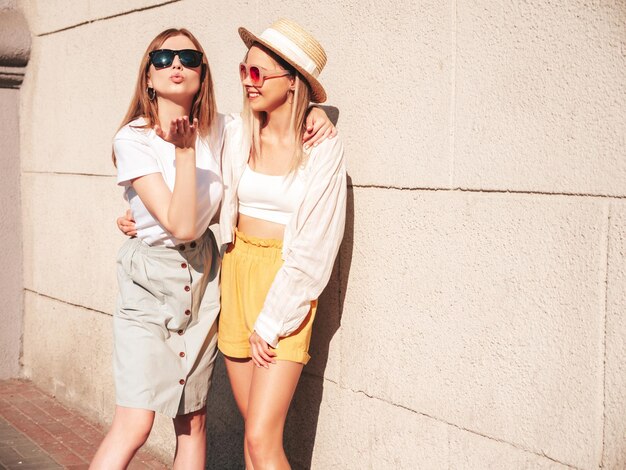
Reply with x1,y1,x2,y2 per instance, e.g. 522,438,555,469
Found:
217,18,346,468
98,27,335,469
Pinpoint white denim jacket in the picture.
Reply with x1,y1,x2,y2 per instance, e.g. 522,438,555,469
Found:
219,116,347,347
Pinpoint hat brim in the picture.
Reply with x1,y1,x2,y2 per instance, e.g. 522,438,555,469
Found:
238,27,327,103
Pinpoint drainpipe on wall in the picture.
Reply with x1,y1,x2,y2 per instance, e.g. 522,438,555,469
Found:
0,7,30,378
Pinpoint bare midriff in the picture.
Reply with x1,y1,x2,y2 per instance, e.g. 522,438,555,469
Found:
237,213,285,240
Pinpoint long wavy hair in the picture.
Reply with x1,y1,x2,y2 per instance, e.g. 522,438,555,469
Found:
242,44,312,173
112,28,217,166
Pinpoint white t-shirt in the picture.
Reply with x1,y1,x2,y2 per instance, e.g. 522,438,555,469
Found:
114,115,225,247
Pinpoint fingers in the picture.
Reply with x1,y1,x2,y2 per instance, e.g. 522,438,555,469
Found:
124,221,137,236
249,334,276,369
250,342,267,368
261,343,277,363
317,126,333,146
251,342,270,368
174,116,195,137
116,216,137,236
302,123,315,143
322,125,333,141
157,116,197,146
302,120,322,144
118,210,137,236
304,107,318,134
180,116,189,135
120,221,137,236
306,123,334,149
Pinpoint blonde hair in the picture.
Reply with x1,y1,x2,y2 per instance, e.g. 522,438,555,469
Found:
242,44,312,173
112,28,217,166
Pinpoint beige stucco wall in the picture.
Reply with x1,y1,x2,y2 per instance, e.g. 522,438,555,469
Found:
0,3,28,379
10,0,626,468
0,87,22,380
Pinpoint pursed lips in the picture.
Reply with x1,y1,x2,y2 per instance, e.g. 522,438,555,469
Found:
170,74,184,83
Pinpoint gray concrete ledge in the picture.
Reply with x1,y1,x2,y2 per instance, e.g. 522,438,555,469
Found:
0,9,30,87
0,65,25,88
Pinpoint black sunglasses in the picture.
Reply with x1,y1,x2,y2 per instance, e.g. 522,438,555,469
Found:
148,49,203,69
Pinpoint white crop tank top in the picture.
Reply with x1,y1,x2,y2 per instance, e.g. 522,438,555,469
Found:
238,164,305,225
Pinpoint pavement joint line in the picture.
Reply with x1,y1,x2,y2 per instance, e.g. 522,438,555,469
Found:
0,415,61,468
0,380,167,468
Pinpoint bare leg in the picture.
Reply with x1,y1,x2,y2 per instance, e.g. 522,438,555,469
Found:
224,356,255,469
173,408,207,470
89,406,155,469
246,360,303,470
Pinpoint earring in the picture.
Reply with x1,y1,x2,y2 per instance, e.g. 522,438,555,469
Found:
147,86,156,101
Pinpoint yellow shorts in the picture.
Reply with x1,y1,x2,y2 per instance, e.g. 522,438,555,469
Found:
218,230,317,364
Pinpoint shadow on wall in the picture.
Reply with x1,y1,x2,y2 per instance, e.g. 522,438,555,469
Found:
285,176,354,470
205,108,353,469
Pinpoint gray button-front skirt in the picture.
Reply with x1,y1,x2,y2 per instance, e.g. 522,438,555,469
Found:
114,230,220,418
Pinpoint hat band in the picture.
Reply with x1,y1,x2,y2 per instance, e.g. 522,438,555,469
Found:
259,28,319,77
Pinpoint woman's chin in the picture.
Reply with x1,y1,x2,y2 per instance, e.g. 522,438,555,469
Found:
157,87,199,103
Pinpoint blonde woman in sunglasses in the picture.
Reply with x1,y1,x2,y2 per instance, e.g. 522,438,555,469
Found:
97,27,334,469
217,19,346,468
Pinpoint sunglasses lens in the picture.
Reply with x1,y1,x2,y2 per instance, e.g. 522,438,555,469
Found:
249,66,261,84
150,50,174,68
179,50,202,68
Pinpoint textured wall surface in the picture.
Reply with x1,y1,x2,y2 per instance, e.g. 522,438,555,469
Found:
0,88,22,379
0,3,28,380
11,0,626,468
0,1,16,10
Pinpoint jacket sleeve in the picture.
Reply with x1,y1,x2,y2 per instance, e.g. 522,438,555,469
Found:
218,117,245,247
253,136,347,347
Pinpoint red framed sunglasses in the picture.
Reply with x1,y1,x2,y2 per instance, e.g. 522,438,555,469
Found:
239,62,291,87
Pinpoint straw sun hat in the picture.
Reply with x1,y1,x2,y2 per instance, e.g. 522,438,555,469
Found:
238,18,328,103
